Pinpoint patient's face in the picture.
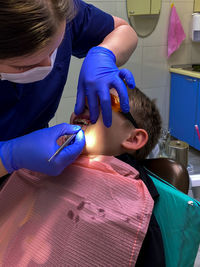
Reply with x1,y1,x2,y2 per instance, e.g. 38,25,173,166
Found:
70,107,131,156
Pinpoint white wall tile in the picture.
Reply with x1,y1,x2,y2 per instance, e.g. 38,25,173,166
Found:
56,97,76,124
142,45,169,89
143,86,170,128
86,1,116,13
191,42,200,63
63,57,83,98
123,46,143,87
49,115,57,127
143,2,171,46
167,43,192,65
113,1,129,21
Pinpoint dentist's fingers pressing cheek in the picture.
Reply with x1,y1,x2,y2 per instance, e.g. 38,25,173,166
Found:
87,91,99,124
119,69,135,89
75,83,86,115
98,86,112,128
111,77,130,113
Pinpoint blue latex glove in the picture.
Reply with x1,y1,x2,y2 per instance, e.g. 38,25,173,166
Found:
75,46,135,127
0,123,85,176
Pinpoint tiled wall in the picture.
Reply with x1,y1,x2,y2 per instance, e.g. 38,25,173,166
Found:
50,0,200,129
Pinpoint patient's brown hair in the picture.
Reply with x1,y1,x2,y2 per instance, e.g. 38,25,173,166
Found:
128,87,162,160
0,0,78,59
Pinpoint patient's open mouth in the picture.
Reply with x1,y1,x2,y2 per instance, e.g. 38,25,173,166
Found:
71,112,91,131
73,117,91,126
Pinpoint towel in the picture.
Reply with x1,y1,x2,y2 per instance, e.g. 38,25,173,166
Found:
0,155,153,267
167,4,186,57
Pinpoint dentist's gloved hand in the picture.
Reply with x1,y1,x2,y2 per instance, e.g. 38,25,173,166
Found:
0,123,85,176
75,46,135,127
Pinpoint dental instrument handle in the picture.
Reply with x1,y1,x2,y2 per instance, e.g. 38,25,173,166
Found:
48,133,77,162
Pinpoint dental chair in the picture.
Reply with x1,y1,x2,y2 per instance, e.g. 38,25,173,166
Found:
142,157,200,267
143,157,189,194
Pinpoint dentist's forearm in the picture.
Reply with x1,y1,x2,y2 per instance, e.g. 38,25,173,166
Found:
0,159,8,177
99,16,138,66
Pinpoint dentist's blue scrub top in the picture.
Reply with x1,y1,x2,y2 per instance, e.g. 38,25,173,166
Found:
0,0,114,141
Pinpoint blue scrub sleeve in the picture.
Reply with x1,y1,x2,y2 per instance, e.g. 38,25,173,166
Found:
71,0,114,58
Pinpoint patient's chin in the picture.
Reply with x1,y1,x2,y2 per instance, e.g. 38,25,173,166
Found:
81,148,88,155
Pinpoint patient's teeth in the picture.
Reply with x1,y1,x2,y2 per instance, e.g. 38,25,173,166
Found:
74,118,90,125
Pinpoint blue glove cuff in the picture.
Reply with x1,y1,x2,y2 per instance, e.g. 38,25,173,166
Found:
0,141,15,173
88,46,116,63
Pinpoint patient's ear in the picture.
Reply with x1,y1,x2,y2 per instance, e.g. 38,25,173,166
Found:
121,129,148,151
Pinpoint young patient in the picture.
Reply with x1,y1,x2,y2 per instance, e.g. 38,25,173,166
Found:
0,87,162,266
70,86,161,160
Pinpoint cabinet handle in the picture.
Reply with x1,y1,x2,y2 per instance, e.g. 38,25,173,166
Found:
185,78,197,82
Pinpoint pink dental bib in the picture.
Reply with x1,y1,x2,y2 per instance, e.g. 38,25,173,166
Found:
0,155,153,266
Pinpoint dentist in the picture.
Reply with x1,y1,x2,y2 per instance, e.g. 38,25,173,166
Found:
0,0,138,177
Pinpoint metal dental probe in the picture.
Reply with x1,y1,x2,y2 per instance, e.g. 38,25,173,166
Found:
48,133,77,162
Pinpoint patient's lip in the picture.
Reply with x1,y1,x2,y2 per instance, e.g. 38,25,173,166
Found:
70,112,91,131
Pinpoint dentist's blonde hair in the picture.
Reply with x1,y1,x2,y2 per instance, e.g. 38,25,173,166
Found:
0,0,79,59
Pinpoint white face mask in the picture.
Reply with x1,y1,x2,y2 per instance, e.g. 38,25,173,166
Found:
0,49,57,84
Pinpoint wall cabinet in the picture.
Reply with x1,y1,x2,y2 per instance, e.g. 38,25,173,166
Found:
169,73,200,151
194,0,200,13
151,0,161,14
127,0,161,16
